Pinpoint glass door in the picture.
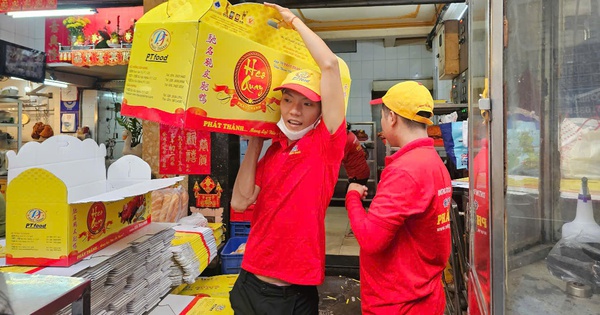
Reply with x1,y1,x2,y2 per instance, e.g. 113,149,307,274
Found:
488,0,600,313
467,0,491,314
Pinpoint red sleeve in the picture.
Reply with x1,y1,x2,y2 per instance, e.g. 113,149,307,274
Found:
345,190,398,254
345,168,432,254
255,157,265,188
255,144,275,188
341,132,352,165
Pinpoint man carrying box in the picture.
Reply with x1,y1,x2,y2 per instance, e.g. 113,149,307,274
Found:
229,3,347,314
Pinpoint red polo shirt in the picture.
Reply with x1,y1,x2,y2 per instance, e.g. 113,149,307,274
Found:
346,138,452,314
241,120,346,285
342,131,370,180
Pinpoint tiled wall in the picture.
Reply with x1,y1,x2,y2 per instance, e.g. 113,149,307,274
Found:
336,39,450,124
0,15,46,51
0,15,59,145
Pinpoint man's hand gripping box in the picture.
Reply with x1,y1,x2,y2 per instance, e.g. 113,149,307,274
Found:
122,0,351,137
5,136,182,266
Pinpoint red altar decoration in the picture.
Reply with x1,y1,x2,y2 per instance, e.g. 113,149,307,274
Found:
159,125,211,175
45,6,142,64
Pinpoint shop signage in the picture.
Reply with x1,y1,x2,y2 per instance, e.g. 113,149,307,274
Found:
0,0,57,13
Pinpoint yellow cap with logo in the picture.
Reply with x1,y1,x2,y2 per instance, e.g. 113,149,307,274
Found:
370,81,434,125
274,69,321,102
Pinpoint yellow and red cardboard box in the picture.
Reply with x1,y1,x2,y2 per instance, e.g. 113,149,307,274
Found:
176,274,238,298
122,0,351,137
152,295,233,315
5,136,182,266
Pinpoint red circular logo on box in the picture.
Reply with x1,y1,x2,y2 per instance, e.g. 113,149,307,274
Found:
87,202,106,235
233,51,271,105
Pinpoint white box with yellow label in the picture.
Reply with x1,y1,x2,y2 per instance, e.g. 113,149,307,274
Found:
122,0,351,137
5,136,182,266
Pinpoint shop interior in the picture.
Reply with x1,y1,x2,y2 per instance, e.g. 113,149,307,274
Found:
1,0,600,314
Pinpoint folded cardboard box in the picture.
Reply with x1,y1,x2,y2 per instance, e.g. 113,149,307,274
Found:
5,136,183,266
122,0,351,137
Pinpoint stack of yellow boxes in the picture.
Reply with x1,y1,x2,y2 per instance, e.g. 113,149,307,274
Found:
170,225,218,285
208,222,225,247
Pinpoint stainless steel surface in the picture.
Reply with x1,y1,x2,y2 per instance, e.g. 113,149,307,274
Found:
0,97,23,151
490,0,506,312
540,0,559,246
565,282,593,299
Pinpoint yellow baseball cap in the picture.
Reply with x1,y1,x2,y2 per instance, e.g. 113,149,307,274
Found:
274,69,321,102
370,81,434,125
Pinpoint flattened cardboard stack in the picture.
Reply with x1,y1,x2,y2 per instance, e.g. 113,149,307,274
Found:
31,223,177,315
169,225,218,286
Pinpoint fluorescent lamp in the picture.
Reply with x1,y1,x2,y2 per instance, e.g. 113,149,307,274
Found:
7,8,97,18
443,3,468,21
43,79,69,88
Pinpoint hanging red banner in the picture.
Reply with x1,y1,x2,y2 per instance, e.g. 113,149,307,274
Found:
45,18,67,63
0,0,56,13
159,125,211,175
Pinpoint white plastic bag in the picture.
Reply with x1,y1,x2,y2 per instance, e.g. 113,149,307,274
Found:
560,118,600,179
177,212,209,227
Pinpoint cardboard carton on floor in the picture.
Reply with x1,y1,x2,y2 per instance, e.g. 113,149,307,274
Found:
151,295,233,315
122,0,351,137
5,136,182,266
178,274,238,298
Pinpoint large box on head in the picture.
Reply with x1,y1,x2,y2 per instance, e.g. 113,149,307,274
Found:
122,0,351,137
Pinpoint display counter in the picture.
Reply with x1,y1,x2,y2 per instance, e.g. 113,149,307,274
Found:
0,272,90,315
507,261,599,313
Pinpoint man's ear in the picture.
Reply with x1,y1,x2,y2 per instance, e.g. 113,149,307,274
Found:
388,110,398,127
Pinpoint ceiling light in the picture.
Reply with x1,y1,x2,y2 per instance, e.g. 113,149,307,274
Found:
443,3,468,21
43,79,69,88
7,8,97,18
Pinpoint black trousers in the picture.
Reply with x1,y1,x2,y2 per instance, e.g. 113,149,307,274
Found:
229,269,319,315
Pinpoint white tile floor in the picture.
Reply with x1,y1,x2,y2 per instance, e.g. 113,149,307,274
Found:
325,207,359,256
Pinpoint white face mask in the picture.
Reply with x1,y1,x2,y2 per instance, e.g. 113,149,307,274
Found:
277,116,320,141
